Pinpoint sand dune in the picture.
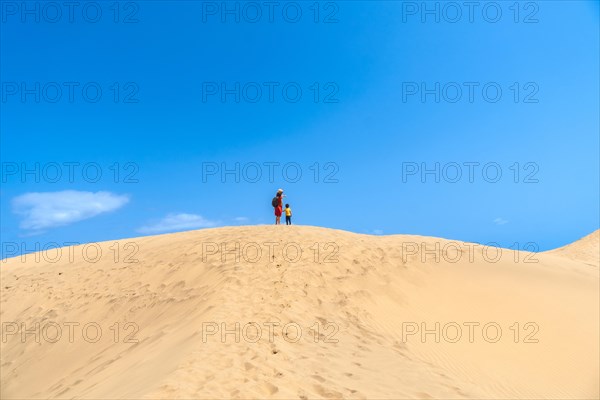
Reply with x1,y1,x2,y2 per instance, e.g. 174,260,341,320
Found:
1,226,598,399
545,229,599,267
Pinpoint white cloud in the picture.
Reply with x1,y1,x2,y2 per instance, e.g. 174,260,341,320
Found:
372,229,384,235
12,190,129,234
137,213,218,234
493,217,508,225
234,216,249,223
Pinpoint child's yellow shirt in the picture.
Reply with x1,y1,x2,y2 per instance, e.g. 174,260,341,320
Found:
285,207,292,216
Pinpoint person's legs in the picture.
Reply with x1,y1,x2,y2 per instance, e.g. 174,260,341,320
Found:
275,206,282,224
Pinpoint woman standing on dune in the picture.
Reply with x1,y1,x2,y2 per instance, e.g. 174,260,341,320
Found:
273,188,285,224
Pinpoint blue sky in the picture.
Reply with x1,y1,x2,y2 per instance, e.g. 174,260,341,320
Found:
1,0,599,256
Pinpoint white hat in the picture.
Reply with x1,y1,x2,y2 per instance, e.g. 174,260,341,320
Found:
277,188,283,193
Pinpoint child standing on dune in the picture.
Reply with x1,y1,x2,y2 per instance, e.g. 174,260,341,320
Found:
285,204,292,225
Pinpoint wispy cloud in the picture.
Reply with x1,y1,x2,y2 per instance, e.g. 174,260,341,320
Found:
234,216,249,223
372,229,384,235
137,213,218,234
493,217,508,225
12,190,129,234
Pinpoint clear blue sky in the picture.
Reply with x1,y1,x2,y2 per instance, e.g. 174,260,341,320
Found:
1,1,599,256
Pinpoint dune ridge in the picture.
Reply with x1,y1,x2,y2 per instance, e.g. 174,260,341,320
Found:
1,226,598,399
545,229,599,267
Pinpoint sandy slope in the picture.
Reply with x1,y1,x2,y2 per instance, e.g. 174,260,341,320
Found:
1,226,598,399
545,229,599,267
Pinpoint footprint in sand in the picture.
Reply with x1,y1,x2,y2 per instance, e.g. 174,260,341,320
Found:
261,382,279,395
313,384,343,399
